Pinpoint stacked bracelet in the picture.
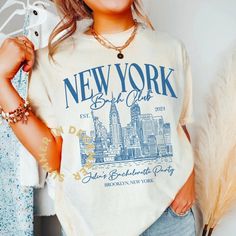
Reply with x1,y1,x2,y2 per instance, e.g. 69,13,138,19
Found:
0,100,31,124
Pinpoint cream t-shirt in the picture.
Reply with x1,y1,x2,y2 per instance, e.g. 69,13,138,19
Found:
27,21,194,236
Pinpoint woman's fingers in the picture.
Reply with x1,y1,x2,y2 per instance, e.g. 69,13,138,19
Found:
15,35,35,50
171,199,183,213
13,36,35,72
23,52,35,72
171,199,194,214
180,201,192,214
173,202,186,214
0,35,35,80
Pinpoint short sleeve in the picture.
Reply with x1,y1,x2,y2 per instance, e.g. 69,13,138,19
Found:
179,44,194,126
27,51,58,129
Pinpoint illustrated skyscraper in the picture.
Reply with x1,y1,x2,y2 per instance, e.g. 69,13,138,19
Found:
109,102,123,149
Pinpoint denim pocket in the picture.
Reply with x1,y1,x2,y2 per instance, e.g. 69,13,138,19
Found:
169,206,191,217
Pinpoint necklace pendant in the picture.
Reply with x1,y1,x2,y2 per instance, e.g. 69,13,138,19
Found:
117,52,124,59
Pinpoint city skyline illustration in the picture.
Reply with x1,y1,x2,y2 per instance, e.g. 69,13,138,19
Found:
79,101,173,166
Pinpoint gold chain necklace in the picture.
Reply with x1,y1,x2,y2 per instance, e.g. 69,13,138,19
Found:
90,20,139,59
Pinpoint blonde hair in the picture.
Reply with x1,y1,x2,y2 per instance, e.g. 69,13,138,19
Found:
48,0,154,62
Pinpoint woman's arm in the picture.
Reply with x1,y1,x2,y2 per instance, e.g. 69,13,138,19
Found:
0,36,62,173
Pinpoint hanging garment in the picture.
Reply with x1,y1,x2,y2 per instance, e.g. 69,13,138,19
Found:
0,33,7,44
0,11,34,236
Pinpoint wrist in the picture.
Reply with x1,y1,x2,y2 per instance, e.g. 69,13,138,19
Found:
0,79,23,112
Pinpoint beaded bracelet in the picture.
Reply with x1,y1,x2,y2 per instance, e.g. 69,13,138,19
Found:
0,100,31,125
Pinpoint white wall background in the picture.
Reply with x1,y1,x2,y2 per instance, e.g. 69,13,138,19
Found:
1,0,236,235
143,0,236,235
145,0,236,121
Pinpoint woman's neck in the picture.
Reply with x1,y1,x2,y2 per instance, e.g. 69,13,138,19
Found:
87,9,135,35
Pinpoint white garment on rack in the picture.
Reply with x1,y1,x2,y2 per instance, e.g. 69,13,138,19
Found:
0,32,7,45
28,6,61,49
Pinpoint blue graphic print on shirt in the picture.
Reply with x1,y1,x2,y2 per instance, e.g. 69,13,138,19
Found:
63,63,177,109
62,63,178,185
79,103,173,165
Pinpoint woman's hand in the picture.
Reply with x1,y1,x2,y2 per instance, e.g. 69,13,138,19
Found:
170,125,195,215
170,169,195,215
0,35,35,82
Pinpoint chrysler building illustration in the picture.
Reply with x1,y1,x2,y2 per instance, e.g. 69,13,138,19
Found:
109,101,123,149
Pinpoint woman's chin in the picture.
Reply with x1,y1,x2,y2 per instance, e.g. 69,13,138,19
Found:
96,0,133,14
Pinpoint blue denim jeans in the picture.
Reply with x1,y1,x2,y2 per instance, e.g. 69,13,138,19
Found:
139,207,196,236
61,207,196,236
